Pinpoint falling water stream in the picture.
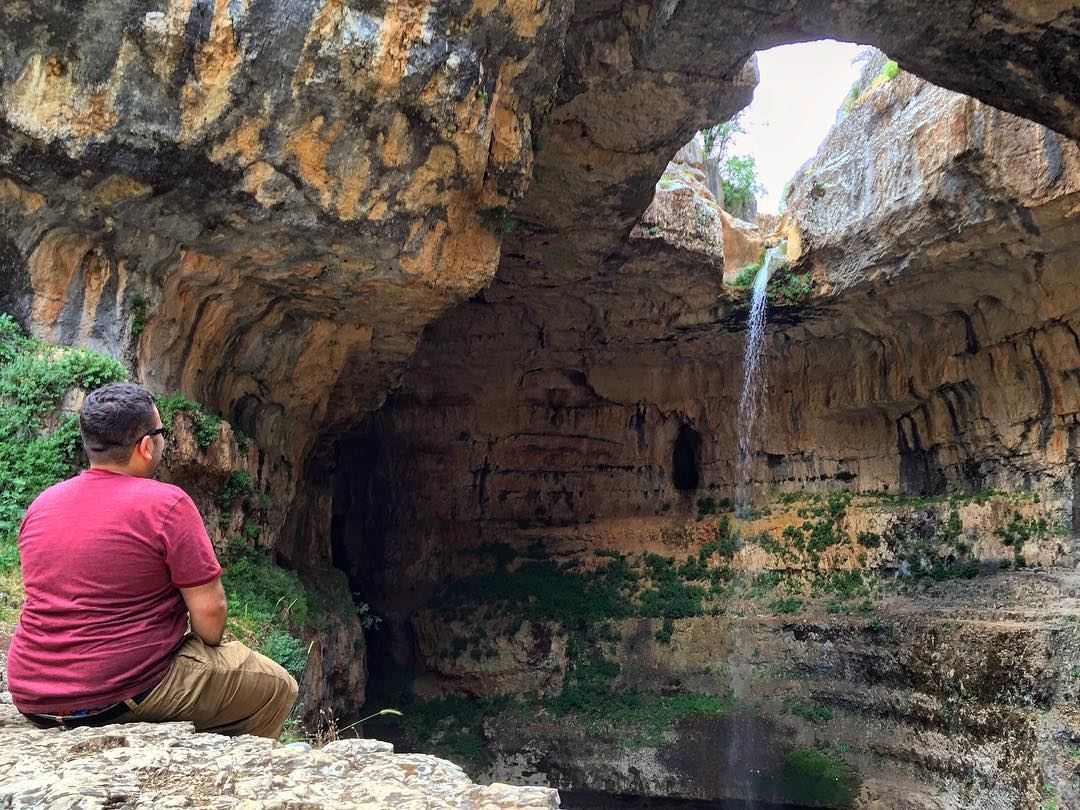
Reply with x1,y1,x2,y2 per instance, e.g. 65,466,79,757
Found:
725,246,784,809
735,246,781,510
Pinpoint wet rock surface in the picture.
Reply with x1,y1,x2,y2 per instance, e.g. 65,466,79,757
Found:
0,700,559,809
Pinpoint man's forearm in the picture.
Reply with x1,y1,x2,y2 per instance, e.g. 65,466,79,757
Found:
189,609,226,646
180,578,228,646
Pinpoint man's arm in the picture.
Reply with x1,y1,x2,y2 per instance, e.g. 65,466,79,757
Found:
180,577,227,646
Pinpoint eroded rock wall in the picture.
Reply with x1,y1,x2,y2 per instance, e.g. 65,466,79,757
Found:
333,74,1080,632
332,60,1080,810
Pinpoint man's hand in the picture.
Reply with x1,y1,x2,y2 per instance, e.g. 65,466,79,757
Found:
180,577,227,646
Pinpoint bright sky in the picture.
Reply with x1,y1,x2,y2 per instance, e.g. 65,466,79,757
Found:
727,40,868,214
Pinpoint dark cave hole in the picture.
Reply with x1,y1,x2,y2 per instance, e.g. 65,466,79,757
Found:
672,424,702,491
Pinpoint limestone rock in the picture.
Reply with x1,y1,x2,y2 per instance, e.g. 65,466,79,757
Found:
0,705,560,809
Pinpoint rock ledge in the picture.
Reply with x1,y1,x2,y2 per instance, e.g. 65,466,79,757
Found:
0,703,559,809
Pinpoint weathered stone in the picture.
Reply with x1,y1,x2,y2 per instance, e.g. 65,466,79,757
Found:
0,705,559,809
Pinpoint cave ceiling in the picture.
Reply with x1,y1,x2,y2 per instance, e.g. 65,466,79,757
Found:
0,0,1077,471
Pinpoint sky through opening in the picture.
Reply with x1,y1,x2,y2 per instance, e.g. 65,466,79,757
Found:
726,40,869,214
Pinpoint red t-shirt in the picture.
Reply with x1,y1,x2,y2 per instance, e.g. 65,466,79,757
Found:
7,468,222,714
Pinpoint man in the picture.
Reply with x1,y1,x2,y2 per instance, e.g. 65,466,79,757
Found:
6,382,297,737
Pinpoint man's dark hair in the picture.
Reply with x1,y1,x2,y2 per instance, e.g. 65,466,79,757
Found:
80,382,157,464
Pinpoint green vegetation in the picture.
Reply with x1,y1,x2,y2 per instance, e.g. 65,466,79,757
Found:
857,531,881,549
218,469,254,507
156,392,222,449
129,295,149,337
0,314,126,571
770,597,803,614
640,553,706,619
700,112,744,164
780,747,859,806
769,271,813,305
841,79,862,115
790,702,833,724
839,59,900,119
386,485,1054,771
220,540,311,676
862,499,990,583
698,113,766,215
430,555,637,628
481,205,513,236
733,262,761,287
994,510,1053,547
720,155,764,215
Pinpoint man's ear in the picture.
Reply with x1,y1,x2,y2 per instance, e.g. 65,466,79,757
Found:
136,436,153,462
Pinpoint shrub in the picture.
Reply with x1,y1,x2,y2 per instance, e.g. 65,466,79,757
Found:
699,516,739,560
156,392,221,449
0,316,126,571
218,469,254,507
640,554,706,619
260,629,307,676
732,262,761,287
881,60,900,81
129,295,149,337
655,617,674,643
773,272,813,304
857,531,881,549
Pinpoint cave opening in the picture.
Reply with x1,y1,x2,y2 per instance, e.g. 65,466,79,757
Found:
672,424,702,491
692,40,867,220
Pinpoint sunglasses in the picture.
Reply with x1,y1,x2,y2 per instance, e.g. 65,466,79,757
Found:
142,426,169,441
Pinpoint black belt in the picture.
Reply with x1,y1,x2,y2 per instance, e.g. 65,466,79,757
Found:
21,685,156,729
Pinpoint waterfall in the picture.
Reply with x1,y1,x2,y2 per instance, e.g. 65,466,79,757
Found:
735,246,781,511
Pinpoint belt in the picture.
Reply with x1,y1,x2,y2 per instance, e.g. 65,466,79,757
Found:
21,685,156,730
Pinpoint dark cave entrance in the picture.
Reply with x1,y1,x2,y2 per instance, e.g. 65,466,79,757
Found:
672,424,702,491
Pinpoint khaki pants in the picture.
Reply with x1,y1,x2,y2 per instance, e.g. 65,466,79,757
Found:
120,636,298,738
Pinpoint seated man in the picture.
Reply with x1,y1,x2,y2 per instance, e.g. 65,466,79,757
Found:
6,382,297,737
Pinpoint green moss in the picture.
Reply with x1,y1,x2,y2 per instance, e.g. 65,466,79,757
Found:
640,553,706,619
654,617,675,643
770,597,803,614
790,702,833,724
881,60,900,81
779,747,859,806
429,555,636,627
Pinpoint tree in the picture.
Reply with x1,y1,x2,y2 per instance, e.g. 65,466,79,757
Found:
699,111,745,163
721,154,766,215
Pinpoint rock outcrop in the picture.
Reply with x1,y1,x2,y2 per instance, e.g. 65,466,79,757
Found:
0,700,559,809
